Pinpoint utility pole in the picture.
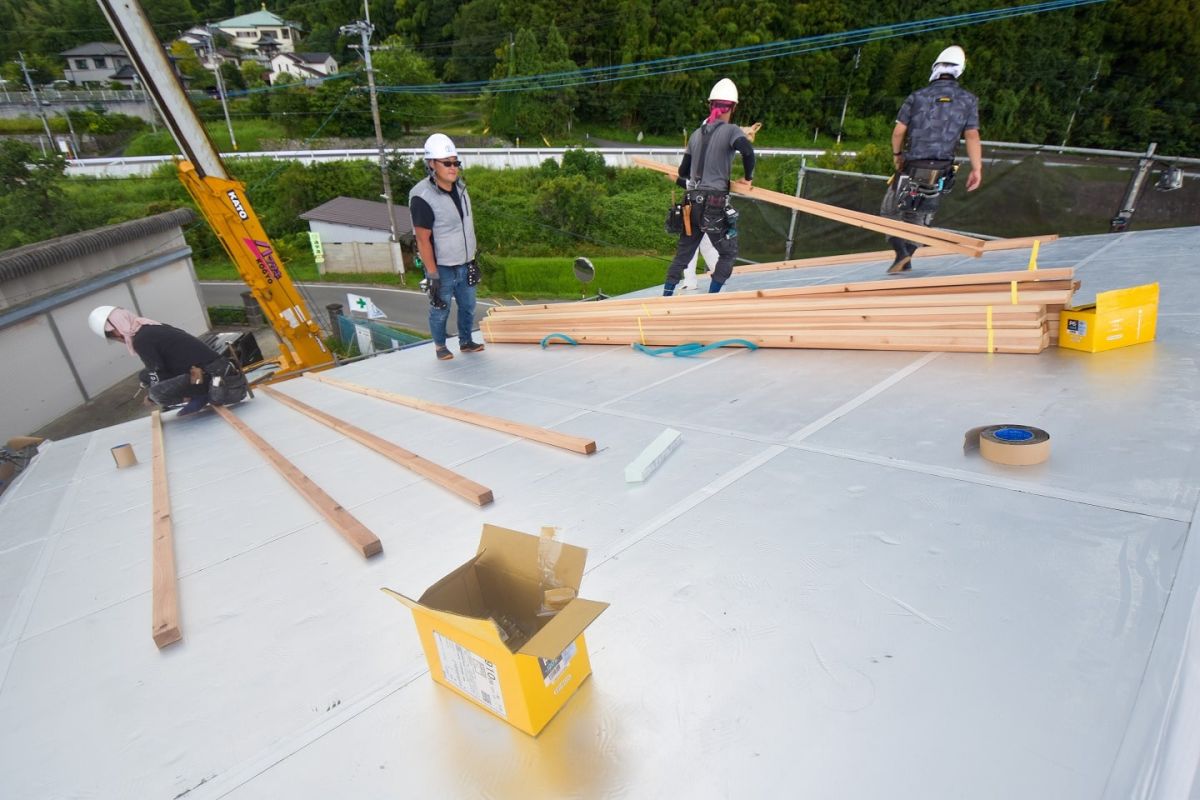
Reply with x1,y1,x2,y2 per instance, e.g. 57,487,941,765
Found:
1063,58,1101,148
341,1,403,275
206,26,237,150
835,48,861,145
17,52,55,152
61,110,81,157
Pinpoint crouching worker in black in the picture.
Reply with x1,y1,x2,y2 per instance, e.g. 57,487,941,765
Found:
88,306,248,417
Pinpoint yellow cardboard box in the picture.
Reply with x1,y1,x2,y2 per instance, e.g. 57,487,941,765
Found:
1058,283,1159,353
383,524,608,736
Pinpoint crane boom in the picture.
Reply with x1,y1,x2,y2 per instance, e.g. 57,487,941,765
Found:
95,0,329,374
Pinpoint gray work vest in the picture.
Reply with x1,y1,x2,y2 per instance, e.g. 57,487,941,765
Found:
409,177,477,266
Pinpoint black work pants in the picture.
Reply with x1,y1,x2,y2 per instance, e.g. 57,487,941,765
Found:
665,203,738,285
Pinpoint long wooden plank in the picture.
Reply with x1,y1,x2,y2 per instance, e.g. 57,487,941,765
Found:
212,405,382,558
150,409,182,649
733,235,1060,274
483,330,1046,354
305,373,597,455
633,157,985,256
487,269,1074,315
262,387,493,506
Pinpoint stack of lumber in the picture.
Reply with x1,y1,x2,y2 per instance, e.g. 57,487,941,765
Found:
732,235,1059,275
482,269,1076,355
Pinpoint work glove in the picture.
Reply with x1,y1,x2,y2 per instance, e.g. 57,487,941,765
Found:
428,277,448,310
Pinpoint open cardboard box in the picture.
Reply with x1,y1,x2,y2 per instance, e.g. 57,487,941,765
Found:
384,524,608,735
1058,282,1158,353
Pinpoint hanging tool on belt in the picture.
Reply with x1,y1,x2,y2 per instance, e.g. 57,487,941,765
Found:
892,159,958,212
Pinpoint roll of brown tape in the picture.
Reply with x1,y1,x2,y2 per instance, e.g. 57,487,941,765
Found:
111,443,138,469
977,425,1050,466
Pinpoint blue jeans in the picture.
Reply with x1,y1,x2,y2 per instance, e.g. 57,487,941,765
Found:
430,263,477,347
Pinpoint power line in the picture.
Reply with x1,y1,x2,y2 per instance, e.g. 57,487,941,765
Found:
373,0,1107,95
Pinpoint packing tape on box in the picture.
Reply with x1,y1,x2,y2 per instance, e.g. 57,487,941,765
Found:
964,424,1051,466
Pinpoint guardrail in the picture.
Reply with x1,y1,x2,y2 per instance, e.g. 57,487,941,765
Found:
64,146,832,177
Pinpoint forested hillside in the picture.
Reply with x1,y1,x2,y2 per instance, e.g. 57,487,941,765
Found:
1,0,1196,154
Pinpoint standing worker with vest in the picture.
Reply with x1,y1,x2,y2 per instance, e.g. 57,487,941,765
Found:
663,78,755,296
410,133,485,361
882,45,984,273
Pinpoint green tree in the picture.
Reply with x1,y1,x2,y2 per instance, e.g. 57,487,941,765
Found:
0,140,72,249
371,37,438,135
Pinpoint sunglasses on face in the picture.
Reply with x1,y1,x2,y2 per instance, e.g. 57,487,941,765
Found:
435,159,463,168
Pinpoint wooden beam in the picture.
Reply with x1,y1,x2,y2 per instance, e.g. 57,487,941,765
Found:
262,387,494,506
212,405,382,558
734,235,1061,274
150,409,181,649
632,157,986,256
304,373,597,455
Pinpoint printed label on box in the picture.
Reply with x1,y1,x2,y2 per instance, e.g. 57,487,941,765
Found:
539,641,577,686
434,632,506,718
1066,319,1086,335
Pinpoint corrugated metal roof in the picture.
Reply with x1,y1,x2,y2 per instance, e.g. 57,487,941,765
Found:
0,208,195,283
299,196,413,235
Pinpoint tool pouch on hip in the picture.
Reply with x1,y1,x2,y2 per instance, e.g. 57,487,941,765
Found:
204,358,247,406
665,202,685,234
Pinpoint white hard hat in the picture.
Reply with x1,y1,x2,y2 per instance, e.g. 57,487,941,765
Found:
88,305,116,339
423,133,457,160
708,78,738,104
933,45,966,70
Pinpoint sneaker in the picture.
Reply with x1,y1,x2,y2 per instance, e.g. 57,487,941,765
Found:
460,340,485,353
177,395,210,417
680,278,698,291
435,346,454,360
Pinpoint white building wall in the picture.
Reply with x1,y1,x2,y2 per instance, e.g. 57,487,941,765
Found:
0,240,207,437
0,315,81,437
58,282,140,401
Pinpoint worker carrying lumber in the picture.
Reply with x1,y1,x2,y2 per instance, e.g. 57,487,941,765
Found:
87,306,247,416
409,133,485,361
663,78,755,296
882,45,983,273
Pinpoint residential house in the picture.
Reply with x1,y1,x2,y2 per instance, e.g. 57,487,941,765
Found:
178,27,243,71
214,9,303,57
60,43,132,86
269,52,337,84
299,197,414,275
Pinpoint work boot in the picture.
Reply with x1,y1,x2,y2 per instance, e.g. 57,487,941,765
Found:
435,346,454,360
460,340,485,353
177,395,210,417
886,236,914,274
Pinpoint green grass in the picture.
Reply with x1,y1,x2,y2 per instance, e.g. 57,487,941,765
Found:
493,255,667,297
194,253,665,299
125,118,290,155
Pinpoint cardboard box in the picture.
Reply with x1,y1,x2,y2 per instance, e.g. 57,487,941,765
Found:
1058,283,1159,353
384,524,608,735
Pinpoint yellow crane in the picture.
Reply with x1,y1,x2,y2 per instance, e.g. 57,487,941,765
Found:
96,0,329,376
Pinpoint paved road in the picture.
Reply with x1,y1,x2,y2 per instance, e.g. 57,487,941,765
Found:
201,281,497,339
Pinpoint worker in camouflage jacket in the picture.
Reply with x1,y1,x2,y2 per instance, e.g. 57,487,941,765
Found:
882,45,984,273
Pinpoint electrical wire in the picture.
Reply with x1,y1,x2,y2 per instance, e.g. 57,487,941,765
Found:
373,0,1108,95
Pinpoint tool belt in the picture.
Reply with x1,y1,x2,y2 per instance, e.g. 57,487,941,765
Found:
687,191,730,207
203,357,247,406
903,159,956,194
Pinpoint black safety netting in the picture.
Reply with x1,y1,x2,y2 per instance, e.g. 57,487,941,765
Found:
731,147,1199,264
